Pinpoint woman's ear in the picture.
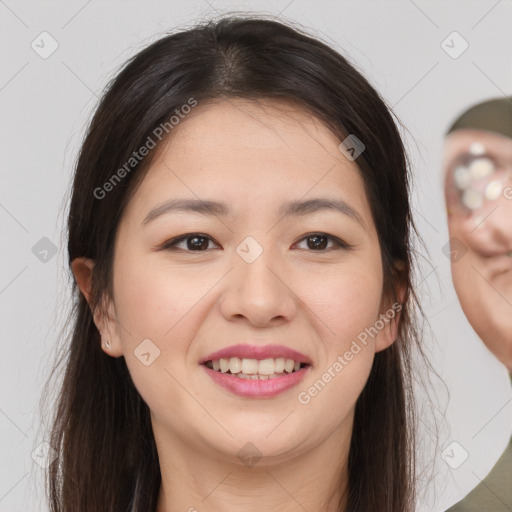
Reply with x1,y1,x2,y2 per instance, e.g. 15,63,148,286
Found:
375,266,407,353
71,257,122,357
71,257,94,304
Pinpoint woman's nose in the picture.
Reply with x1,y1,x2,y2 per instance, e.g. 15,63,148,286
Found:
219,240,298,328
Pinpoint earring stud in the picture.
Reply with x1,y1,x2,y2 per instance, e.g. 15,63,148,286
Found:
103,339,111,349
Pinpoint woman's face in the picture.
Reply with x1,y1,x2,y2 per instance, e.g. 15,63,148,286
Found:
443,129,512,369
99,98,397,467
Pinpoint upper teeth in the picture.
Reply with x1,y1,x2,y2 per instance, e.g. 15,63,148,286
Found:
210,357,302,375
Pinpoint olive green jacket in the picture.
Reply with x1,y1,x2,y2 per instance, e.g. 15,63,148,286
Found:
446,374,512,511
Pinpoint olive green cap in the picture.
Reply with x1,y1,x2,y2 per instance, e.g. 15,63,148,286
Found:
446,97,512,139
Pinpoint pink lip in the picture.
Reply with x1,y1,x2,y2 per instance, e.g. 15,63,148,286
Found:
201,364,311,398
199,343,313,365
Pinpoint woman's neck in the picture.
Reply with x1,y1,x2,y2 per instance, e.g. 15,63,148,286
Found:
153,417,351,512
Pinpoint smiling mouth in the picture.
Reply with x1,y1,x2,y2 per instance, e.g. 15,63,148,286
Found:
203,358,311,380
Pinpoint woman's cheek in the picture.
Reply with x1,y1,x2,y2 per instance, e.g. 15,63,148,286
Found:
318,265,382,331
112,246,181,333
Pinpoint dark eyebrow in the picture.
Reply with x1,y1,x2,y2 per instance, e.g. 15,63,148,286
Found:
278,198,365,227
142,199,229,225
142,197,365,227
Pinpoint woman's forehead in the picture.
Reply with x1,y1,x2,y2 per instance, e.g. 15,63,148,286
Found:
136,101,364,200
115,99,375,236
167,98,340,153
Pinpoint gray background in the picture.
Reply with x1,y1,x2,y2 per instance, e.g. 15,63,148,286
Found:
1,1,512,511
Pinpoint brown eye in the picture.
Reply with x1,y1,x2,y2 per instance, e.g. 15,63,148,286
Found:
162,233,220,251
161,232,351,253
307,234,329,250
294,233,351,251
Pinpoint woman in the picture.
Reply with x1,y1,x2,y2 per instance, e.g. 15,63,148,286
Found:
43,15,424,512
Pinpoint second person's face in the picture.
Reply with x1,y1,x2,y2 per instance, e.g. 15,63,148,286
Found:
444,129,512,369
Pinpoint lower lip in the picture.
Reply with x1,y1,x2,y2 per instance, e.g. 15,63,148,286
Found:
201,364,311,398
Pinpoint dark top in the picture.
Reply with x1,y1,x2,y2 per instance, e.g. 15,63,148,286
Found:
446,373,512,511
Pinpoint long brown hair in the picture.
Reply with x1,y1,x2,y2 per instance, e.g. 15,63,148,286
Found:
42,14,425,512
